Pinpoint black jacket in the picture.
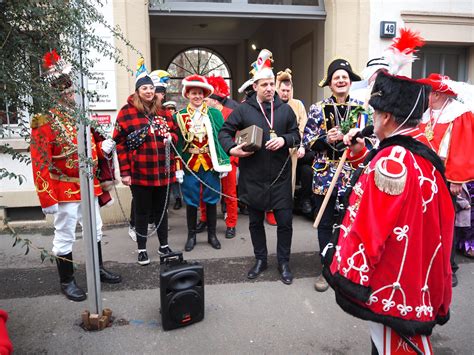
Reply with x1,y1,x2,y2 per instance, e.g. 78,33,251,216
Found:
218,93,300,210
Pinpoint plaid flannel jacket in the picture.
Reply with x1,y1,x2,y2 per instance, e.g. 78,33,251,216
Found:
113,96,178,186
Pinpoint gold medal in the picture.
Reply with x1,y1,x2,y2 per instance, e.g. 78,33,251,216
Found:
424,124,433,141
269,129,278,140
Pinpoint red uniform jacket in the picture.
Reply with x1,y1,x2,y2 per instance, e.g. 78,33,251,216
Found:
113,95,178,186
419,99,474,183
324,133,454,336
30,109,103,208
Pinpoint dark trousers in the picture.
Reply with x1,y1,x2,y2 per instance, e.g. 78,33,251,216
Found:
248,206,293,264
297,163,313,198
130,185,169,250
448,184,459,274
313,193,337,260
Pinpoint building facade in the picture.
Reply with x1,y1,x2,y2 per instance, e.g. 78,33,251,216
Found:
1,0,473,228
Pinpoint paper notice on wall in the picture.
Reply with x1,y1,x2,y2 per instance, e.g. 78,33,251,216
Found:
87,0,117,111
88,70,117,110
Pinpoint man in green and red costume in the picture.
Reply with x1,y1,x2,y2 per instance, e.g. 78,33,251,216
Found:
174,74,231,252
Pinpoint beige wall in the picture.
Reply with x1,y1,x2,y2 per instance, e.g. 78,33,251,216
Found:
323,0,371,96
113,0,152,108
402,12,474,82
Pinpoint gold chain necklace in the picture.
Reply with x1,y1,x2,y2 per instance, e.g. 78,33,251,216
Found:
425,98,450,141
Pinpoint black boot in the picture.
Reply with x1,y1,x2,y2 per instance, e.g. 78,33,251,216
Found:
185,205,197,252
98,242,122,284
206,203,221,249
56,252,87,302
195,220,207,233
173,197,182,210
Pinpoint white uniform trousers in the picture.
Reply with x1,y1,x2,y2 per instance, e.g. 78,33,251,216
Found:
369,321,432,354
52,197,103,256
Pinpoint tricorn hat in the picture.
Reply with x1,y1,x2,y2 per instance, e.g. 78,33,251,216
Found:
369,71,431,121
319,58,361,87
181,74,214,99
361,57,389,81
417,73,456,97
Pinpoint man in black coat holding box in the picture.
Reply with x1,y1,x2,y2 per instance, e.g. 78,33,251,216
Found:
218,49,300,284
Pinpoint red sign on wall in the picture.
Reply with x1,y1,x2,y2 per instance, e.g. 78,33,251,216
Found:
91,114,111,125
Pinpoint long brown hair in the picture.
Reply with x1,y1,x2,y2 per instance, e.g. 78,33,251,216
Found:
131,92,161,115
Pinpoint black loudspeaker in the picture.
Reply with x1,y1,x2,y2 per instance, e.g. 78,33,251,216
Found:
160,252,204,330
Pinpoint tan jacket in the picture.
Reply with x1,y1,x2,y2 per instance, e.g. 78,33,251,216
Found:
287,98,307,194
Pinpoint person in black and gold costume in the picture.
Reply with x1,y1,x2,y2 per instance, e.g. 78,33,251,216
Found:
299,58,364,292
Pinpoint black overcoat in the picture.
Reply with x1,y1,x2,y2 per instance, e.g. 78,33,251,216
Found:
218,93,300,211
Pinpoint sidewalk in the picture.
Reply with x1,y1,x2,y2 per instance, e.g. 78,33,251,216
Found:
1,207,473,354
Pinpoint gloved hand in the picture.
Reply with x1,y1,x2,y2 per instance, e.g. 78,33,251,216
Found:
175,170,184,184
101,138,116,155
219,172,228,179
42,204,59,215
163,132,172,144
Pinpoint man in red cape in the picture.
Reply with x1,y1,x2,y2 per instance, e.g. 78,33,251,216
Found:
323,71,453,354
418,73,474,287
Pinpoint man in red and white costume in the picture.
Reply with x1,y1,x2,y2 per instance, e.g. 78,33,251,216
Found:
323,71,454,354
30,50,121,302
418,73,474,287
418,73,474,191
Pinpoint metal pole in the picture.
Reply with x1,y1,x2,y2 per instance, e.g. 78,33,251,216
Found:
76,28,102,315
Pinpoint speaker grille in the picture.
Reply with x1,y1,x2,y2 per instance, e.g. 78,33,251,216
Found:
168,289,203,324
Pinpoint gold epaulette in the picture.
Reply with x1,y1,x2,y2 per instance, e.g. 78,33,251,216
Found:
30,113,50,129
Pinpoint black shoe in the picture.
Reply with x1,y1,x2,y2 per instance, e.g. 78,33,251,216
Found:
239,205,249,215
137,251,150,265
278,263,293,285
247,260,268,279
301,199,312,215
173,198,182,210
195,221,207,233
185,234,196,252
208,235,221,249
60,280,87,302
158,245,173,255
452,273,458,287
100,267,122,284
225,227,236,239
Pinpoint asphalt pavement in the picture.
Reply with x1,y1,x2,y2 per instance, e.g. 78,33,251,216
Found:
1,207,473,354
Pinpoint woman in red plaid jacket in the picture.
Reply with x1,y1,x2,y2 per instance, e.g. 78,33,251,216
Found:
113,73,178,265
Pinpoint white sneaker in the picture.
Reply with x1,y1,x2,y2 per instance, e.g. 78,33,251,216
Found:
128,226,137,242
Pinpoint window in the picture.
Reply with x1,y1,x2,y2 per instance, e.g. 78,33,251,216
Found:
0,89,20,139
412,46,468,81
166,47,231,108
249,0,316,4
149,0,325,19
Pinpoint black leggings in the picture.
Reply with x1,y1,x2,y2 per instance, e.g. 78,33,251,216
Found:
130,185,169,250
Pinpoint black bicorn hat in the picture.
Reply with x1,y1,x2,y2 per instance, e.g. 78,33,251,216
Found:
319,58,362,87
369,71,431,121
